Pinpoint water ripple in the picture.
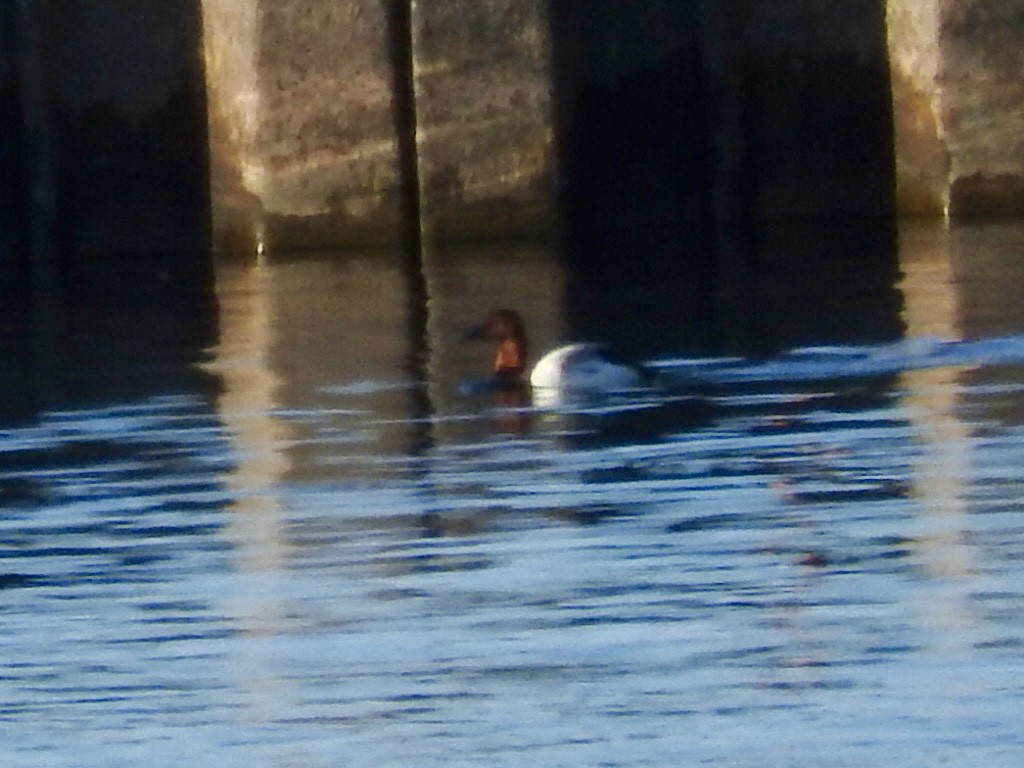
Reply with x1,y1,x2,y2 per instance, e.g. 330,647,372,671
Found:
5,283,1024,766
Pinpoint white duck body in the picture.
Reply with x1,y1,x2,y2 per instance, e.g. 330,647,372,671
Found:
529,342,647,391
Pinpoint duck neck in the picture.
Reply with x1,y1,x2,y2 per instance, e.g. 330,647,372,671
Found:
494,338,527,378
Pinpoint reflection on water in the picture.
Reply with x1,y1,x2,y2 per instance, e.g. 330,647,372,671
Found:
4,223,1024,765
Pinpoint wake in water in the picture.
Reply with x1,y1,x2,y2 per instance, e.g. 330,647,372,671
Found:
649,334,1024,386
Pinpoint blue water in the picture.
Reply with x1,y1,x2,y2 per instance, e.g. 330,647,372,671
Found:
3,223,1024,766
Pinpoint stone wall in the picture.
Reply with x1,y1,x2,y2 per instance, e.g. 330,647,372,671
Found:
205,0,895,254
886,0,950,216
203,0,557,248
411,0,556,241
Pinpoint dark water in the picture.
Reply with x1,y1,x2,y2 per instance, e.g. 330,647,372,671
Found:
3,223,1024,766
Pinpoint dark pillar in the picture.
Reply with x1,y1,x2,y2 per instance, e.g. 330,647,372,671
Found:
739,1,896,225
17,0,212,305
0,4,29,302
888,0,1024,220
549,1,714,274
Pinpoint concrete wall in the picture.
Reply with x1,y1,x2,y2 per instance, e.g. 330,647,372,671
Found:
886,0,949,216
4,0,1024,282
203,0,557,248
202,0,410,250
888,0,1024,218
411,0,556,241
204,0,895,255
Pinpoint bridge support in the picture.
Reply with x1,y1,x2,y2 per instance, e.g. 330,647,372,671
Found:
887,0,1024,219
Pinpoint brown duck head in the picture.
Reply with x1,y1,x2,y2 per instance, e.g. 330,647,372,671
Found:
465,308,529,381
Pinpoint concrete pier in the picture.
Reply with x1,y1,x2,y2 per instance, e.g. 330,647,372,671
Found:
201,0,558,248
2,0,1024,289
202,0,409,250
113,0,903,257
887,0,1024,219
411,0,557,241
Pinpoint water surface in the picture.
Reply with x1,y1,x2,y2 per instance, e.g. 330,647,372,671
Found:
3,223,1024,766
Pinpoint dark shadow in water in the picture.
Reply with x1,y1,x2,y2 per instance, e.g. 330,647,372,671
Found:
0,3,218,421
712,221,903,356
540,394,720,451
552,220,902,366
0,299,220,427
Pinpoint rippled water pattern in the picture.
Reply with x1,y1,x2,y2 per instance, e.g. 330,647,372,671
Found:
3,225,1024,766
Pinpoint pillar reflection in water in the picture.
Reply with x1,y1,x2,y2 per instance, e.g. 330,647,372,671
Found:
423,240,566,438
207,260,292,578
207,248,429,720
204,257,294,724
896,223,975,640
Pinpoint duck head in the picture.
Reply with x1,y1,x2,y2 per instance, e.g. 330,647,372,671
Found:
465,308,529,381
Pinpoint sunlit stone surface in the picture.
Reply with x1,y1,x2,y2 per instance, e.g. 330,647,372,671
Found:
888,0,1024,218
202,1,407,249
411,0,557,240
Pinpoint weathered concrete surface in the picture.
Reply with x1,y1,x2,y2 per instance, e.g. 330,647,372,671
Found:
15,0,211,301
202,0,409,250
7,0,1024,291
203,0,558,248
887,0,1024,219
411,0,557,241
886,1,950,216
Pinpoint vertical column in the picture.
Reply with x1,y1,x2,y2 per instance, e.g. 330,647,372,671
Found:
887,0,1024,219
549,1,711,270
16,0,211,302
886,0,953,217
0,3,27,290
410,0,558,242
202,0,408,250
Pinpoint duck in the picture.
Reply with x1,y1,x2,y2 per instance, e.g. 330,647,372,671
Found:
465,309,651,392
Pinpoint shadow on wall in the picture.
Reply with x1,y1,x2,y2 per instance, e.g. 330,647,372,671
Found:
548,2,716,355
12,0,213,309
1,1,218,425
548,1,713,274
0,3,29,304
546,0,898,353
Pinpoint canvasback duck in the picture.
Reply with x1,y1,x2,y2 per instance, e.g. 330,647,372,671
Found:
466,309,650,392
